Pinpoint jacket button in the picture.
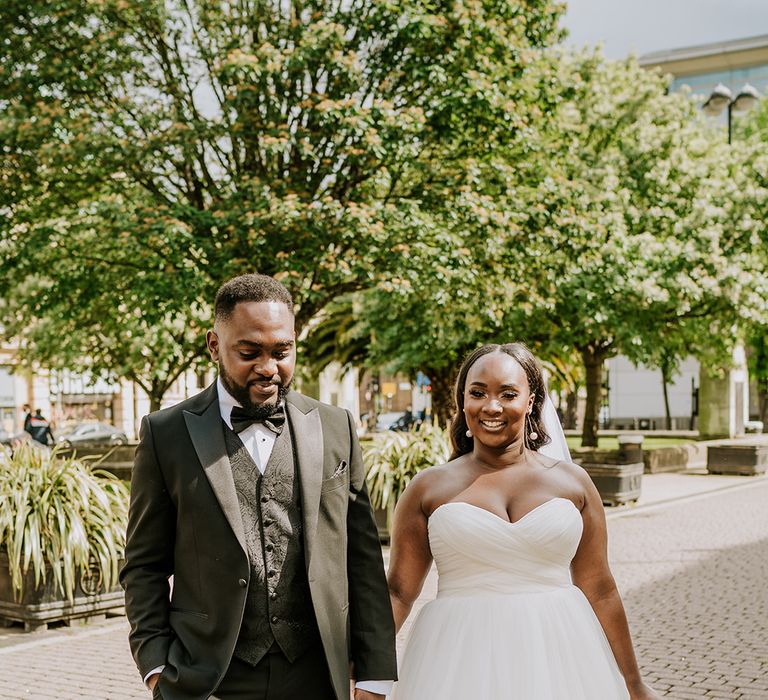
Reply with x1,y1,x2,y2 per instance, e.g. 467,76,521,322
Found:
238,578,247,588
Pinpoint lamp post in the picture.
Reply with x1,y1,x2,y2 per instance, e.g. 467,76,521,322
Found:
702,82,760,143
698,82,760,440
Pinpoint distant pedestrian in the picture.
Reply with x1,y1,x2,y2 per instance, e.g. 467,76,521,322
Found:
28,409,54,445
22,404,32,435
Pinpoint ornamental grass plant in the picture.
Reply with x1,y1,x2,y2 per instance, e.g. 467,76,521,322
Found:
364,421,451,529
0,443,129,602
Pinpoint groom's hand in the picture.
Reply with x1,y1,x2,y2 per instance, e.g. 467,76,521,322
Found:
354,691,385,700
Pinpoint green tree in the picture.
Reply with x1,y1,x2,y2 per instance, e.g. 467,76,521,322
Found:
512,51,763,445
0,0,564,406
733,97,768,424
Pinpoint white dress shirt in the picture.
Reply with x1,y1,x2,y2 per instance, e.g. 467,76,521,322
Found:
217,377,278,471
146,380,392,696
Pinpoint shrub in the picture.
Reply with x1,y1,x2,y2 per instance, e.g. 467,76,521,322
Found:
0,444,129,602
364,422,450,528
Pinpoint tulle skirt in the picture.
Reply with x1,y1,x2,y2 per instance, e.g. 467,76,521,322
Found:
391,587,630,699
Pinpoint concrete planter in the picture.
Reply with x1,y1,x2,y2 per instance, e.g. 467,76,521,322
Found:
642,443,708,474
373,507,390,545
60,444,136,480
572,436,644,506
707,444,768,476
0,551,124,632
579,460,644,506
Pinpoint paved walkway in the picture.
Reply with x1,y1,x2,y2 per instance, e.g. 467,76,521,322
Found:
607,479,768,699
0,473,766,699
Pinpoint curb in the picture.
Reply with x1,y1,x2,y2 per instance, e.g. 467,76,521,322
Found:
605,475,768,520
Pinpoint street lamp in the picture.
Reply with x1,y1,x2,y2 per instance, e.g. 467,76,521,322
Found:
702,82,761,143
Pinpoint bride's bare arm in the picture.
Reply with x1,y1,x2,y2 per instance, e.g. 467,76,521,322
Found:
386,471,434,633
570,469,660,700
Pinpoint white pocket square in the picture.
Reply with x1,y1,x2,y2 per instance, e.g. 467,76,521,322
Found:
330,460,348,478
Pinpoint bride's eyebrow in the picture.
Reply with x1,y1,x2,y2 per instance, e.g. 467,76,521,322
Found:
467,381,521,389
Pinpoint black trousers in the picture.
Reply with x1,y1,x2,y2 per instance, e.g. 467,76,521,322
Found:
212,643,337,700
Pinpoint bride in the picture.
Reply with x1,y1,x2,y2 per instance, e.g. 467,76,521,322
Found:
387,343,660,699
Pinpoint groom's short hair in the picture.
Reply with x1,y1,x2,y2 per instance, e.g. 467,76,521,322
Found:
214,273,294,322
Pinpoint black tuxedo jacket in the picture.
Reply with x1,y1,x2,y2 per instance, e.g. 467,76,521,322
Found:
120,384,397,699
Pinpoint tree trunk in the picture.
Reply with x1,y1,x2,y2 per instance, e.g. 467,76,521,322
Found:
428,367,456,428
758,381,768,425
149,377,168,413
149,393,163,413
564,390,578,430
661,361,672,430
580,345,607,448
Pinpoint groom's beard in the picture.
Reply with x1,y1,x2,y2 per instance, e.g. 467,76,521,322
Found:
218,362,291,419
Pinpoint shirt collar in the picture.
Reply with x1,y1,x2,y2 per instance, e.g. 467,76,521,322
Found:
217,376,239,429
216,376,286,429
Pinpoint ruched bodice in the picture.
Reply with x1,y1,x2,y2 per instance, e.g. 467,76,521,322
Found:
392,495,630,699
428,498,582,596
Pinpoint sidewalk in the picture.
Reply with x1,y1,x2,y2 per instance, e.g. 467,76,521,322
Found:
0,470,766,699
610,468,762,513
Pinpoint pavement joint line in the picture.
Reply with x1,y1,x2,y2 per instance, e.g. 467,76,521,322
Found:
605,475,768,520
0,621,123,655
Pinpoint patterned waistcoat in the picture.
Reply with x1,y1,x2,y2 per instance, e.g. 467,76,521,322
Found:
223,421,320,666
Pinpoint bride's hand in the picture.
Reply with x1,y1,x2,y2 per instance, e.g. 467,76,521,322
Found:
628,680,662,699
353,691,385,700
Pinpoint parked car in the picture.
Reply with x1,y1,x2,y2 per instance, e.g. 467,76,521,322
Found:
56,422,128,449
0,430,49,452
374,411,415,432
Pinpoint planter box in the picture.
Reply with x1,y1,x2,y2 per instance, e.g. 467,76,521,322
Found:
578,460,644,507
59,444,136,481
0,552,124,632
707,444,768,476
373,507,390,545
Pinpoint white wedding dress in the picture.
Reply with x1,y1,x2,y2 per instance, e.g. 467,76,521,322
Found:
391,498,630,699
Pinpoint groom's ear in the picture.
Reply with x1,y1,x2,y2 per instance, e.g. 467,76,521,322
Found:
206,329,220,362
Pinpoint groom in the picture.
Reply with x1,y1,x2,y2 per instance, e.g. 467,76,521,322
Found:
121,274,397,699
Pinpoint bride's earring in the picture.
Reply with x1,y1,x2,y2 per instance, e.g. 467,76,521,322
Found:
466,428,472,438
526,410,537,441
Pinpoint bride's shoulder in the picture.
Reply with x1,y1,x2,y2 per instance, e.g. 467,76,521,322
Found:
406,457,465,494
535,451,581,473
546,457,591,482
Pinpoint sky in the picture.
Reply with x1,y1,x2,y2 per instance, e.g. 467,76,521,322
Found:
561,0,768,59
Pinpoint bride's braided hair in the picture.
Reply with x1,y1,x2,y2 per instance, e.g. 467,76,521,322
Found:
449,343,551,459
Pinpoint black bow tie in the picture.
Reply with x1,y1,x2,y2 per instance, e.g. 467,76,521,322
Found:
230,405,286,435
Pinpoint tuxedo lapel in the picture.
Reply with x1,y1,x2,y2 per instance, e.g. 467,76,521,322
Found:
183,386,246,555
286,395,323,569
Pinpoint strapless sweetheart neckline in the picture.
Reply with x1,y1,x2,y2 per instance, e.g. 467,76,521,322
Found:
430,497,578,526
393,494,630,699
